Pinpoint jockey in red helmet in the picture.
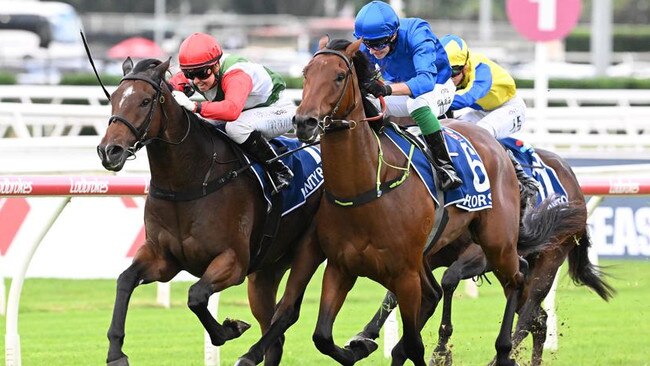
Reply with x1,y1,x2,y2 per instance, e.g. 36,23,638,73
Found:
169,32,294,194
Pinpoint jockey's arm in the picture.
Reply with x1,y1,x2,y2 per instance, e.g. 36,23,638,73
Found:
198,69,253,121
387,82,413,97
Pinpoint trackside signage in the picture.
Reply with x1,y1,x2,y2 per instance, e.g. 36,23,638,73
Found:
0,174,648,281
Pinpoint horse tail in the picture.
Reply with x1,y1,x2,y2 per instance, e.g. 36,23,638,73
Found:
567,229,616,301
517,194,586,256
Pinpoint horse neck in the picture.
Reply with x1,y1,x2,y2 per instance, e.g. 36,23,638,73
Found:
146,106,227,190
320,103,380,196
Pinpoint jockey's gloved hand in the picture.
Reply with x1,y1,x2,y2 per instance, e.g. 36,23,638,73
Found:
172,90,197,112
182,83,195,97
362,80,392,98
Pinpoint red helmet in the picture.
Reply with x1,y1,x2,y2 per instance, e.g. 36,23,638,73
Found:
178,32,223,70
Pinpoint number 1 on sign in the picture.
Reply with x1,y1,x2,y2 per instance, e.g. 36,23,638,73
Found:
530,0,557,31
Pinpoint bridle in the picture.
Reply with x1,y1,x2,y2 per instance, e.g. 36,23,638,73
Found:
108,73,191,155
311,49,384,134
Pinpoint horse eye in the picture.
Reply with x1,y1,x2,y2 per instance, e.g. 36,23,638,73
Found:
336,73,346,82
140,98,151,107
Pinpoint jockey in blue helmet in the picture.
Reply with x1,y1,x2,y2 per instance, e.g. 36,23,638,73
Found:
354,1,461,192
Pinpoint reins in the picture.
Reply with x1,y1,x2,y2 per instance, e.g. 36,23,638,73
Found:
108,74,191,156
312,49,385,134
313,47,413,207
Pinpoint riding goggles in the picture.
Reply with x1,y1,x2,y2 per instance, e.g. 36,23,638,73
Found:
451,50,470,77
183,67,212,80
451,66,464,77
362,34,394,51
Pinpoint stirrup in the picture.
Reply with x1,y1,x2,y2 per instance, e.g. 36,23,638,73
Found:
269,168,293,194
438,167,462,191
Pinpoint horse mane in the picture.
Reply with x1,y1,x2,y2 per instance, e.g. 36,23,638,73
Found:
324,39,378,85
132,58,163,73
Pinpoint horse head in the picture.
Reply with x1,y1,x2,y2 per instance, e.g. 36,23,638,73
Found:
293,37,374,143
97,56,186,171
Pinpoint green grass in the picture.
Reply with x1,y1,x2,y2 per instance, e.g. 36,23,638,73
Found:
1,259,649,365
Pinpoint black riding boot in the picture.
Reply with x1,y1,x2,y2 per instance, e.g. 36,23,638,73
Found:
424,130,463,191
240,131,294,194
506,149,539,204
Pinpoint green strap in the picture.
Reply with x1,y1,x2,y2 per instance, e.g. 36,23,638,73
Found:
325,130,414,208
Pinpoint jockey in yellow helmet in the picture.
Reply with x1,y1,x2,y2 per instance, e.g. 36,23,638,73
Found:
441,34,527,139
441,34,538,196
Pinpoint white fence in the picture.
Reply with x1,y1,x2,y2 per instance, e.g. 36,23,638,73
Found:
0,86,649,152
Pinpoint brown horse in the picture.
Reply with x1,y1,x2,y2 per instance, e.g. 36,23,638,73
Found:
355,148,615,366
97,58,326,366
292,38,579,366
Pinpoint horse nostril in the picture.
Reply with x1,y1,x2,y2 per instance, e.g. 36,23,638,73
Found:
105,144,125,161
96,146,105,160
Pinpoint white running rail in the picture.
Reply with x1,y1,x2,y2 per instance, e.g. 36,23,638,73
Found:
0,86,649,152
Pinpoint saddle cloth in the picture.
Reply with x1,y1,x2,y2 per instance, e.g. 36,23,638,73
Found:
210,123,323,216
500,137,569,207
384,124,493,212
249,136,324,216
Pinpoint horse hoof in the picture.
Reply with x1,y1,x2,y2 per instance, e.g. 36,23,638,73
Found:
223,318,252,338
234,357,256,366
107,356,129,366
429,351,452,366
346,337,378,360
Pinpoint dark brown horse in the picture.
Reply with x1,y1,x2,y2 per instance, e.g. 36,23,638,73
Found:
355,148,615,366
97,58,326,366
292,38,580,366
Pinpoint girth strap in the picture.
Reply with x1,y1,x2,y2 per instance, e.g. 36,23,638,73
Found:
248,192,284,273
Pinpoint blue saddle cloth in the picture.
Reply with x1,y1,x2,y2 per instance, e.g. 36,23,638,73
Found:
210,124,323,216
384,125,492,212
250,136,324,215
500,137,569,207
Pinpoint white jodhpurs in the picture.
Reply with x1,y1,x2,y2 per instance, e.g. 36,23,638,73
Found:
455,95,527,139
223,95,296,144
383,78,455,118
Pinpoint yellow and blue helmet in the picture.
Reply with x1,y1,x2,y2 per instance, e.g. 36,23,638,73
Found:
354,1,400,41
440,34,470,68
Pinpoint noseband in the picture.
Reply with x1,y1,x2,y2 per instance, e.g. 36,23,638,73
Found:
108,74,190,153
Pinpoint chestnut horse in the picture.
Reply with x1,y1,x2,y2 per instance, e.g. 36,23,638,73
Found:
355,148,614,366
292,38,578,366
97,58,326,366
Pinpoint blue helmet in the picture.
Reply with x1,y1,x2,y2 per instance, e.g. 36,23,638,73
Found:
354,1,400,41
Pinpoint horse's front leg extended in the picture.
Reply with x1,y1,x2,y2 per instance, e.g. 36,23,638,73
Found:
107,246,179,366
237,230,325,366
312,264,377,366
188,248,250,346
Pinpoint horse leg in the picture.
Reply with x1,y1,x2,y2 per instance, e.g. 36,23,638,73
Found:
390,266,442,366
107,245,180,366
313,264,376,365
513,249,566,366
237,230,325,366
431,244,487,366
389,272,428,366
352,290,398,341
244,267,286,366
188,248,251,346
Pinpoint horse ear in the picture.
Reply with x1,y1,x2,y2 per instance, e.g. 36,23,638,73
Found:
153,57,171,81
122,57,134,76
318,35,330,50
346,39,361,57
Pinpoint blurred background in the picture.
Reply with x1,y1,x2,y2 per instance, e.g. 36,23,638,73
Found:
0,0,648,83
